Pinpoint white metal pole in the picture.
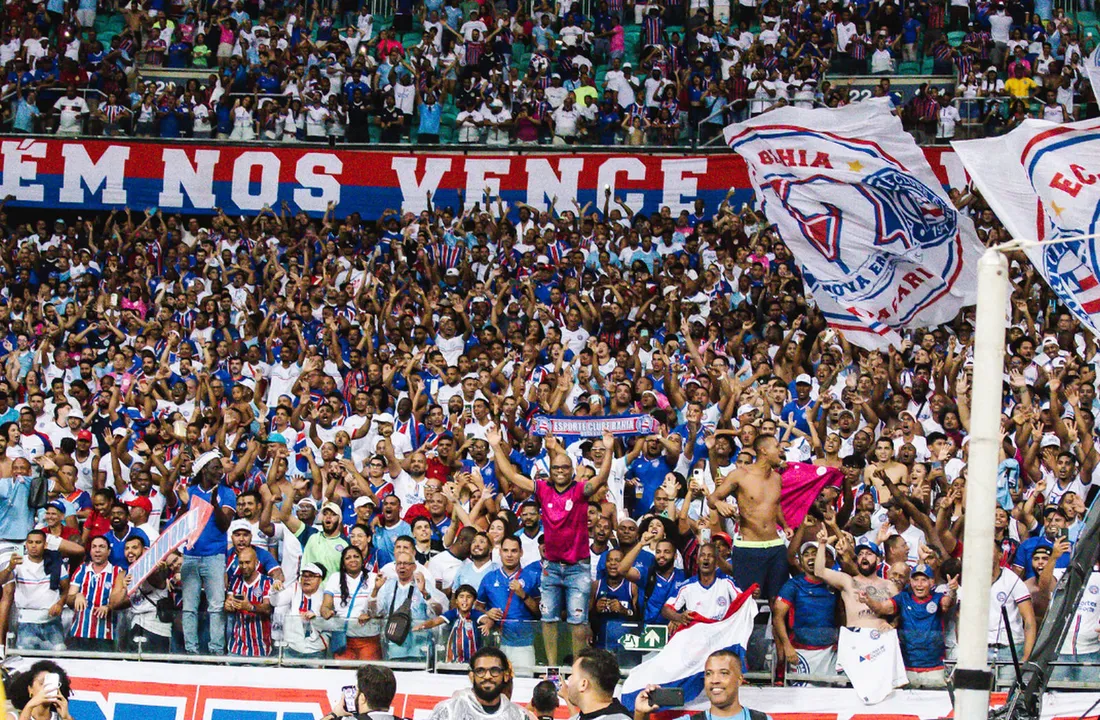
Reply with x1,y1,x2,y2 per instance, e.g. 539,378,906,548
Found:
954,248,1010,719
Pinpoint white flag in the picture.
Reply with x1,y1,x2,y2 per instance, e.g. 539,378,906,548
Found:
1086,43,1100,97
953,118,1100,336
724,99,983,350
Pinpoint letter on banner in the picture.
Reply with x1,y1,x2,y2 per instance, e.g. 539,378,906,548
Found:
59,144,130,204
463,158,510,209
596,158,647,215
725,99,982,350
294,153,343,212
127,497,213,595
661,158,707,214
525,158,583,213
158,149,219,209
0,139,47,202
231,151,280,211
392,157,452,214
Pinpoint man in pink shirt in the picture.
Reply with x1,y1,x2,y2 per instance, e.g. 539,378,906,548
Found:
488,427,614,665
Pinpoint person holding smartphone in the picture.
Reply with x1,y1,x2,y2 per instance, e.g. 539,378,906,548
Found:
7,660,75,720
633,650,773,720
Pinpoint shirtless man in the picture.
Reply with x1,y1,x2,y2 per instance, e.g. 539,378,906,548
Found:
708,434,789,601
814,529,906,703
864,439,907,504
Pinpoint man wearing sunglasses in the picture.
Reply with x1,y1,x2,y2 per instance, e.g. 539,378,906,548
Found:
428,647,526,720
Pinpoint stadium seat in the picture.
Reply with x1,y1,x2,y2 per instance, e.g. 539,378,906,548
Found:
898,61,920,74
947,31,966,47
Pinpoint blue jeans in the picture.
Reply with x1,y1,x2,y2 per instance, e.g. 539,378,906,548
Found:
182,553,226,655
540,561,592,625
1054,651,1100,683
15,618,65,651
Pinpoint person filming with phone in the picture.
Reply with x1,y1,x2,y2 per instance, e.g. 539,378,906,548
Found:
320,665,397,720
633,650,772,720
6,660,75,720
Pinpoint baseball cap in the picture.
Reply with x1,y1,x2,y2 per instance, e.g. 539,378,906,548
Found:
76,429,93,441
795,373,813,385
126,496,153,514
445,267,460,277
712,532,733,547
911,564,933,578
300,562,326,577
855,538,882,557
354,495,376,509
321,501,342,516
1041,434,1062,449
800,541,835,557
296,497,318,511
374,412,395,425
229,519,253,534
46,499,66,513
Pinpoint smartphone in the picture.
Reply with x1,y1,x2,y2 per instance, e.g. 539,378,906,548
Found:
41,673,60,699
235,593,246,601
1059,528,1070,542
544,667,561,690
648,688,684,707
341,685,358,714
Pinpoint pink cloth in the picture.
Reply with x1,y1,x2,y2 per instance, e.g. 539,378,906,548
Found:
779,462,843,528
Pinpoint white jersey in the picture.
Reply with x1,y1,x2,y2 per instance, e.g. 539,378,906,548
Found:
1060,569,1100,656
836,626,907,704
665,575,741,620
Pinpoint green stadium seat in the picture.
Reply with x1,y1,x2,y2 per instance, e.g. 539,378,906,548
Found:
947,31,966,47
921,56,935,74
898,61,920,74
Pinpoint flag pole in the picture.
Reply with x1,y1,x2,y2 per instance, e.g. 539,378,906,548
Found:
953,247,1010,719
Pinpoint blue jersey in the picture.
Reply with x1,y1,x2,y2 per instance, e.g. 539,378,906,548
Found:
627,455,675,516
104,527,150,569
185,484,237,557
776,574,839,649
373,520,411,566
643,567,687,623
1014,534,1071,579
477,564,541,645
890,590,947,670
70,562,121,639
592,577,638,650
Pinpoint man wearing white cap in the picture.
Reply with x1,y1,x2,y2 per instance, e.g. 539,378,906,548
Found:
178,449,237,655
780,374,816,436
273,562,329,659
302,502,351,577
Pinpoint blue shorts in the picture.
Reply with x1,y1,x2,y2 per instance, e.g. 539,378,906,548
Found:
729,539,790,601
540,561,592,625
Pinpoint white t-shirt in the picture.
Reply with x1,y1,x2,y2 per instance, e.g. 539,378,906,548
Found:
1059,569,1100,655
980,569,1032,646
54,96,88,133
12,558,67,624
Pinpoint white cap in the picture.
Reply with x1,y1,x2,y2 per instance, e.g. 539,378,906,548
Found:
354,495,376,509
239,377,257,391
300,562,325,576
536,255,551,265
229,519,253,534
374,412,395,425
795,373,813,385
192,449,222,474
1041,433,1062,449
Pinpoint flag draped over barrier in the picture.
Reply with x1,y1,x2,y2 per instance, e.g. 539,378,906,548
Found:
620,586,758,712
126,496,213,595
953,118,1100,338
724,99,983,350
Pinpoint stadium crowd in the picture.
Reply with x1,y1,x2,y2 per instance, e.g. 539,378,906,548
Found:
0,0,1095,145
0,170,1092,691
0,0,1096,694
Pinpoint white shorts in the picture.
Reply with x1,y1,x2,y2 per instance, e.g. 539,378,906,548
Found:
502,645,536,676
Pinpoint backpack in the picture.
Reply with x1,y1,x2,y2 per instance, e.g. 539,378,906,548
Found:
384,585,414,646
27,473,49,511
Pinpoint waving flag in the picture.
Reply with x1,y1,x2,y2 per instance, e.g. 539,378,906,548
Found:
953,118,1100,337
1087,44,1100,96
620,587,758,712
724,99,982,350
126,497,212,595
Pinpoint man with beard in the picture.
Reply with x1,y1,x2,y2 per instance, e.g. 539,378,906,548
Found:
452,531,499,594
708,435,789,602
301,502,350,578
640,539,686,624
814,531,906,703
428,647,527,720
1013,505,1073,580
